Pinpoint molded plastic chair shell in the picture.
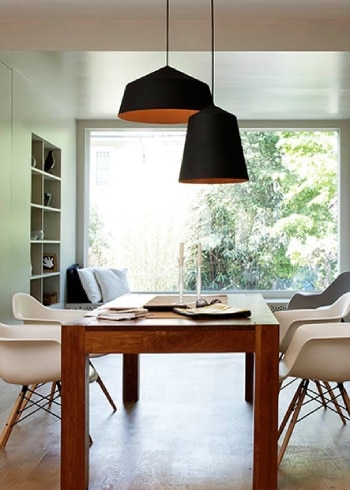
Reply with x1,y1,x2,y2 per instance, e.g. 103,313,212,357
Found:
275,292,350,354
0,321,102,449
0,322,61,385
280,322,350,383
12,292,102,361
12,292,85,324
0,324,61,385
12,292,117,412
288,271,350,310
278,322,350,464
0,322,97,386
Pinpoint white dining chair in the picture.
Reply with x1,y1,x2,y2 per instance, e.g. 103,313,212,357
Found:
278,322,350,465
0,322,107,449
0,322,61,449
12,291,87,324
12,292,116,412
274,292,350,355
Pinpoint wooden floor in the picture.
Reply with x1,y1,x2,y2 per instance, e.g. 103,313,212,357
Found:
1,353,350,489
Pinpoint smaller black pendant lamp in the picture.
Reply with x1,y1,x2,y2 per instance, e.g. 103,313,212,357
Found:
179,0,249,184
118,0,212,124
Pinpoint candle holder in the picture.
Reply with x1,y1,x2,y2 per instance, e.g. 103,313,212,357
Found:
196,265,202,300
178,264,184,305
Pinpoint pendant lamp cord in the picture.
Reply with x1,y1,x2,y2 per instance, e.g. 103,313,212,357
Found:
166,0,169,66
211,0,215,100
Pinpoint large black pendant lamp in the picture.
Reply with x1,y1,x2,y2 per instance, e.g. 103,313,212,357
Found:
179,0,249,183
118,0,212,124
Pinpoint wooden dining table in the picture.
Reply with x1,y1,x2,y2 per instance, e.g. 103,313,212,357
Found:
61,293,279,489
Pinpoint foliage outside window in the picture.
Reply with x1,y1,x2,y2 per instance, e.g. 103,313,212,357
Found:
88,129,338,293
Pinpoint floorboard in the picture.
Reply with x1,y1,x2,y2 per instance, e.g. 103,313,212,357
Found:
1,353,350,489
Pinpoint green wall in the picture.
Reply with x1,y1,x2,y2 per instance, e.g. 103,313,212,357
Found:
0,57,77,322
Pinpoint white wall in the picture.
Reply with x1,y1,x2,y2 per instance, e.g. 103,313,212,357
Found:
0,56,77,322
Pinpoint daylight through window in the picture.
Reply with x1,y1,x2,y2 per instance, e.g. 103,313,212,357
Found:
88,129,338,293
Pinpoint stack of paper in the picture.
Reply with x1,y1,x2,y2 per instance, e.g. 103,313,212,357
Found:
97,308,149,321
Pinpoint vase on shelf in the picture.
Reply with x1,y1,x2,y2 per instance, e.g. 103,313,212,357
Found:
44,192,53,207
44,150,55,172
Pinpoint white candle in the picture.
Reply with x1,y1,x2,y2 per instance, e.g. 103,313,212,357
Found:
197,243,202,267
179,242,184,266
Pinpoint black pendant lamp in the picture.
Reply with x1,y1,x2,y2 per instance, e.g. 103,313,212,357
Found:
118,0,212,124
179,0,249,184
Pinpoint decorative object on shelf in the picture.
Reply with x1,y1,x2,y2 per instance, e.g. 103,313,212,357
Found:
44,150,55,172
118,0,212,124
44,192,53,207
179,0,249,184
31,156,36,168
31,229,44,240
43,253,57,272
43,292,58,306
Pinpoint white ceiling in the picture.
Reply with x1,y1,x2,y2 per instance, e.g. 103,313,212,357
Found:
2,0,350,121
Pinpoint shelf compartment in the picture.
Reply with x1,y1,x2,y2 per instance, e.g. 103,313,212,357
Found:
43,146,61,179
31,171,43,206
30,206,43,236
43,212,61,241
44,177,61,209
30,277,43,303
43,274,60,305
43,243,60,274
30,133,61,305
31,242,43,276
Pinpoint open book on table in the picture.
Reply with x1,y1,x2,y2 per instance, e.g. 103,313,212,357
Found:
173,303,251,319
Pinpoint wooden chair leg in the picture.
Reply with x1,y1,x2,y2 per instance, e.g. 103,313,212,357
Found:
0,386,28,449
0,382,95,450
48,381,58,409
338,383,350,415
95,375,117,412
89,361,117,412
14,384,37,423
278,379,308,466
278,379,305,438
323,381,347,424
315,380,327,406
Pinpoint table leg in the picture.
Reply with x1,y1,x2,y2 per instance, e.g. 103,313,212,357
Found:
245,352,254,403
61,325,89,490
123,353,140,403
252,324,279,490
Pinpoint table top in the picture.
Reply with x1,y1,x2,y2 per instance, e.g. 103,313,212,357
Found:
69,293,278,331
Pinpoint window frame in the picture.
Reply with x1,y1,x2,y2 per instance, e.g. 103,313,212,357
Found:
76,119,350,300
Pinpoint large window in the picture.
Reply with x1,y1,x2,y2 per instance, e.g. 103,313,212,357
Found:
87,128,338,294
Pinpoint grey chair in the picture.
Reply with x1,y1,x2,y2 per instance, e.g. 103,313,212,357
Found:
287,271,350,310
